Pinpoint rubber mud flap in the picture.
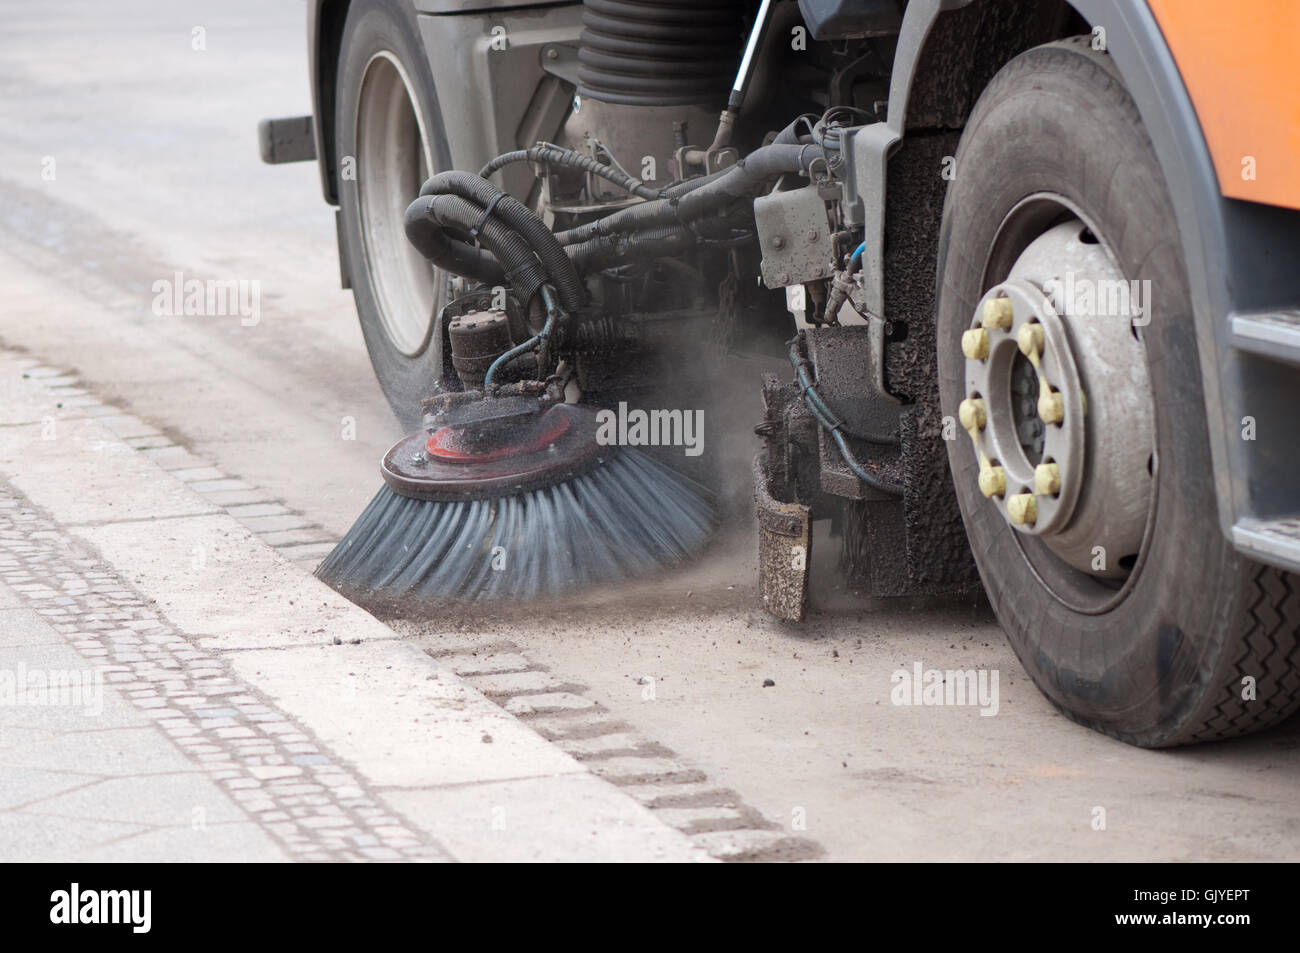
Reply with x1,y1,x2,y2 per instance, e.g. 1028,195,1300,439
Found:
754,453,811,623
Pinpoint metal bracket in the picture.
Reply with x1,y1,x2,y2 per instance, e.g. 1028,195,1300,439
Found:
539,43,579,87
841,122,898,317
754,184,835,289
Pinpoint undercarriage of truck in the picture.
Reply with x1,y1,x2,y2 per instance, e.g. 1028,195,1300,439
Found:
261,0,1300,749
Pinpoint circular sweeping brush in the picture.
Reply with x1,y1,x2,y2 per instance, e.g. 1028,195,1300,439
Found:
315,400,714,612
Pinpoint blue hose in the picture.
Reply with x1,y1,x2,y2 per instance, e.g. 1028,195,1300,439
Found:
848,241,865,272
483,286,561,389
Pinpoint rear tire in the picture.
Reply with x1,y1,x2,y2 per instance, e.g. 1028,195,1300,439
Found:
336,0,451,429
936,38,1300,746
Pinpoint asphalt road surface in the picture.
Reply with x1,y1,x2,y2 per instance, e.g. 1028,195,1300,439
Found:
1,0,1297,861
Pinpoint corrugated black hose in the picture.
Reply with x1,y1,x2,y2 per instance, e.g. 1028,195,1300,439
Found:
418,171,586,313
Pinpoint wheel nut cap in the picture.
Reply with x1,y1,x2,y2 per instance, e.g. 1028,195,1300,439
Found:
961,328,990,360
979,465,1006,499
1034,462,1061,496
1017,321,1044,357
1007,493,1037,526
981,296,1013,331
958,397,986,431
1038,390,1064,425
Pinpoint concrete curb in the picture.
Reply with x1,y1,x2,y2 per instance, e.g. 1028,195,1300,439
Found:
0,349,710,862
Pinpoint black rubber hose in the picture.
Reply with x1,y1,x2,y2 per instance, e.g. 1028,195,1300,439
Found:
565,226,696,273
405,193,550,307
551,168,730,245
479,144,664,201
554,142,815,246
402,203,508,288
789,339,903,494
418,171,586,312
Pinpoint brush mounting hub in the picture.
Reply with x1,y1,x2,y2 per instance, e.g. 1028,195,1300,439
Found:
382,403,607,502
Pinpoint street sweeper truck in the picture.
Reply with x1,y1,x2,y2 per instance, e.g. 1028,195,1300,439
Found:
259,0,1300,748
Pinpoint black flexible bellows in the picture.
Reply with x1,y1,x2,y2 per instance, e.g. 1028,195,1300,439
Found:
576,0,749,107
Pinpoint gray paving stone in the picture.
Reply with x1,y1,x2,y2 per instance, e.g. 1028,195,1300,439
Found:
0,726,196,776
140,446,213,471
0,608,66,647
235,514,313,534
223,503,291,519
259,528,332,546
0,765,102,811
31,772,250,827
83,822,291,863
171,467,226,483
651,805,746,828
464,670,568,697
0,725,57,753
0,420,216,523
194,489,277,507
228,641,582,787
0,811,149,862
69,516,396,651
96,414,160,440
381,774,708,863
437,652,533,676
504,692,598,716
189,479,252,494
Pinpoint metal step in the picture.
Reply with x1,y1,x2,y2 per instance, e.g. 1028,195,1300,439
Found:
1232,516,1300,573
1231,311,1300,366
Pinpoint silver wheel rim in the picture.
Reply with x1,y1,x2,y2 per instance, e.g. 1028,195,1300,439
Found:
355,51,437,356
967,196,1159,610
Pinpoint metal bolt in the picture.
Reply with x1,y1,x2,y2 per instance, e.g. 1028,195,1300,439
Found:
958,397,986,432
772,236,785,249
961,328,990,361
1007,493,1038,526
1017,321,1044,358
981,295,1013,331
806,228,819,242
979,464,1006,499
1034,461,1061,496
546,47,558,59
1038,390,1064,425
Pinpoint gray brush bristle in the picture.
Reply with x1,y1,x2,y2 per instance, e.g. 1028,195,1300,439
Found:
315,448,714,611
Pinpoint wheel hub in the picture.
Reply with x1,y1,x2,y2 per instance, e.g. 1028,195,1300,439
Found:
961,220,1156,578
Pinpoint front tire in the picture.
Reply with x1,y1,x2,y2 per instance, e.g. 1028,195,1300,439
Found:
336,0,451,429
936,38,1300,746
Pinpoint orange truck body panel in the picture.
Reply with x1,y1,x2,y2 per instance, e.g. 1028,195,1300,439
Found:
1149,0,1300,211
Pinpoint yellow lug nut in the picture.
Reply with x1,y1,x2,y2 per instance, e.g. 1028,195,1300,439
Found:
981,295,1013,331
1038,389,1064,425
958,397,986,432
979,464,1006,499
1007,493,1038,526
1017,321,1044,358
1034,461,1061,496
961,327,990,360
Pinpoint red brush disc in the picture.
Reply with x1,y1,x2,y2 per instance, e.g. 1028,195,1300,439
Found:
380,404,608,502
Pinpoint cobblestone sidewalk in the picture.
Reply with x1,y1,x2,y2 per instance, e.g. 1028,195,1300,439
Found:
0,481,447,861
